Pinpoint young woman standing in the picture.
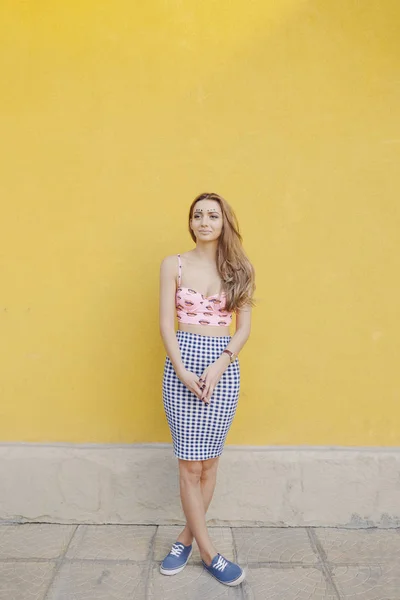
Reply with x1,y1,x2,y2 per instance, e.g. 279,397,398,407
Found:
159,192,255,586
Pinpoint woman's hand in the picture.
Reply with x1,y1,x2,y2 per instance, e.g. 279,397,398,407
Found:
177,368,204,400
198,355,230,404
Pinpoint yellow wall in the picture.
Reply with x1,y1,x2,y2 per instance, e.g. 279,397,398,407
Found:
1,1,399,445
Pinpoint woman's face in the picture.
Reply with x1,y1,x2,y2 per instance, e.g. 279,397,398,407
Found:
190,199,223,242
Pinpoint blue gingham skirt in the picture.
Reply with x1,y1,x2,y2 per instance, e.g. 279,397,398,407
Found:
163,330,240,461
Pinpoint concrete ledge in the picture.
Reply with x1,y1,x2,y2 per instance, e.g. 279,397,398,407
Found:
0,443,399,527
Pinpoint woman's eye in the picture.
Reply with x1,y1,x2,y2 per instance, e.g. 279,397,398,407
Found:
193,214,218,219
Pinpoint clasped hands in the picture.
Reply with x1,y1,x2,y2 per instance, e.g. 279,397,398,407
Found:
178,354,230,405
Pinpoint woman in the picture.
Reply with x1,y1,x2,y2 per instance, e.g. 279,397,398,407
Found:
158,192,255,587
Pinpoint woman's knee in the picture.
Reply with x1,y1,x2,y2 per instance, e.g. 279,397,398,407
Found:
200,457,219,480
178,459,203,485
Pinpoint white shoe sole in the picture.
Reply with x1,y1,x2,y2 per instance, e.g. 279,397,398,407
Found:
160,548,193,576
205,566,246,586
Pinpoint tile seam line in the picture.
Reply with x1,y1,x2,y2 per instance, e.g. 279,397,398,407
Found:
145,525,158,600
0,557,152,565
1,557,397,568
42,523,79,600
4,521,400,529
231,526,246,600
307,527,342,600
3,522,400,530
0,557,347,567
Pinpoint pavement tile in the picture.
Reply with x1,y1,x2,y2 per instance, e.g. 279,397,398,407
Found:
233,527,319,565
0,524,75,559
0,561,57,600
241,566,337,600
314,528,400,564
149,563,242,599
46,561,147,600
154,525,235,563
3,524,400,600
66,524,156,560
331,563,400,599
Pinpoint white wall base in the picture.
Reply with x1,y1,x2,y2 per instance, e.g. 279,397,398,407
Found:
1,443,399,527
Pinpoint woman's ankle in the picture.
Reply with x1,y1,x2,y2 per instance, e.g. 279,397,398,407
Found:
200,548,218,567
176,529,193,546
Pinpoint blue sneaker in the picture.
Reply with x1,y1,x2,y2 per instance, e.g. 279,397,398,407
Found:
160,541,193,575
202,553,245,586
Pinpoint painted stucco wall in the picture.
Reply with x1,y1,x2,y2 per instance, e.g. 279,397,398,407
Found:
1,0,399,445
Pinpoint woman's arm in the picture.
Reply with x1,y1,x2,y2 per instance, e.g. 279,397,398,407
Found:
159,255,185,377
199,304,252,401
217,304,252,368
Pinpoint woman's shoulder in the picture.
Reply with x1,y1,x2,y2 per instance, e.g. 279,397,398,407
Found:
160,253,183,275
161,250,192,265
160,254,177,266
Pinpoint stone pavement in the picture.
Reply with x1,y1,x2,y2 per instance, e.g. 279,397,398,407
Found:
1,523,400,599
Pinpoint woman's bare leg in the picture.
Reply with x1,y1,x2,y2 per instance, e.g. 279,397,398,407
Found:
176,456,219,546
176,457,219,565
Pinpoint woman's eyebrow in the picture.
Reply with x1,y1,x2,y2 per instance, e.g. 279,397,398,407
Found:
194,209,221,214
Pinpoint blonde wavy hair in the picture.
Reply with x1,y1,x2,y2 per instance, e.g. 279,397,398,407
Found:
188,192,256,313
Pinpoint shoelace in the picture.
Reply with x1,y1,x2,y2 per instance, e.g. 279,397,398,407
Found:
213,555,228,572
170,543,184,557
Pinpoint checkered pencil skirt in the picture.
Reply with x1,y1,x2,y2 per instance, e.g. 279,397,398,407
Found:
163,330,240,461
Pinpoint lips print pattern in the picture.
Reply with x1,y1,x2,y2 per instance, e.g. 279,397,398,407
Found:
176,287,233,326
175,253,233,326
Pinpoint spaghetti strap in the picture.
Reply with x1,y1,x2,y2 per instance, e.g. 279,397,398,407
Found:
177,254,182,287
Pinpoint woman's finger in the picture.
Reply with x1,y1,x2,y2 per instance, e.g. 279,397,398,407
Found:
206,385,215,401
199,370,208,383
200,378,207,397
202,381,211,401
193,385,202,399
189,378,202,398
195,378,203,390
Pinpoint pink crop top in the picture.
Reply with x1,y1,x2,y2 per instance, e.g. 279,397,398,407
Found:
175,254,233,327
